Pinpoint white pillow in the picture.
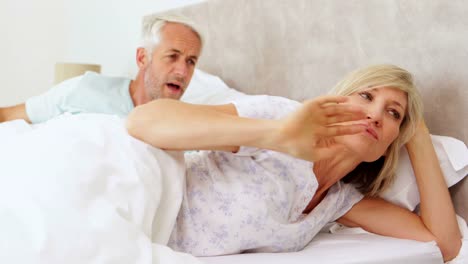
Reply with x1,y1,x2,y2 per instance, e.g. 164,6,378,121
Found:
183,69,468,212
182,69,247,105
380,135,468,211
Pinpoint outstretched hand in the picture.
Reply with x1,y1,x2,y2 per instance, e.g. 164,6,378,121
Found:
276,95,369,162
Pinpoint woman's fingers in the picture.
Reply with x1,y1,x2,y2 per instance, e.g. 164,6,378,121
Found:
321,123,368,137
320,104,367,125
323,103,366,117
313,95,349,106
296,98,368,135
326,114,368,125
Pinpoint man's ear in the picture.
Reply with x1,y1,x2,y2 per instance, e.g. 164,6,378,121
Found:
136,47,149,69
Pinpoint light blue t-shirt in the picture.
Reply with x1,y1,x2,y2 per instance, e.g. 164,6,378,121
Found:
25,72,133,124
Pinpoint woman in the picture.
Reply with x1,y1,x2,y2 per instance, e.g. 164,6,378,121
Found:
127,64,461,261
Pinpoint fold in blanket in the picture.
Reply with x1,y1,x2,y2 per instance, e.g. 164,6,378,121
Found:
0,114,202,264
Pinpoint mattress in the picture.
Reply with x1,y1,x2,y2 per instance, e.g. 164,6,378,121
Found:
199,231,443,264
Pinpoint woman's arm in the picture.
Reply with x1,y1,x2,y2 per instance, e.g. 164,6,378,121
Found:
337,197,437,242
339,122,462,262
127,99,273,152
406,121,461,260
126,96,368,161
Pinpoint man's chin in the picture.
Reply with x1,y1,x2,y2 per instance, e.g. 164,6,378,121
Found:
161,93,182,100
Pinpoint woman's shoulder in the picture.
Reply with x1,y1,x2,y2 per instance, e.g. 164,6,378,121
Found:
231,95,301,120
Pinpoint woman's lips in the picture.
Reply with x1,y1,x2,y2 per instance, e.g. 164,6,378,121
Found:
365,127,379,140
333,120,377,140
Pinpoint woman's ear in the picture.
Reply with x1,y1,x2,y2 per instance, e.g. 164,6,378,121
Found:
136,47,149,69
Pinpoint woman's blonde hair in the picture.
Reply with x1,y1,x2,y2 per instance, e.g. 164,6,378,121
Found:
330,64,423,196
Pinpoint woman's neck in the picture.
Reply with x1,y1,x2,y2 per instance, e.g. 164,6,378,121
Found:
303,150,363,215
313,150,362,192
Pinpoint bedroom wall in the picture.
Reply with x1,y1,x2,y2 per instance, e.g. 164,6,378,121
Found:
0,0,205,106
62,0,206,83
0,0,66,106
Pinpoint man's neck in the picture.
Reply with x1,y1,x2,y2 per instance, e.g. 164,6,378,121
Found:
129,79,148,107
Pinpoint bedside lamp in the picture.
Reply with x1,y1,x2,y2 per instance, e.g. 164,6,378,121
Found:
54,62,101,84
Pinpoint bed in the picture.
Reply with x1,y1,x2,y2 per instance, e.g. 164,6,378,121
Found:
155,0,468,263
0,1,466,264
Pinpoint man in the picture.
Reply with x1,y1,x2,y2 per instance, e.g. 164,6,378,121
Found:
0,14,203,124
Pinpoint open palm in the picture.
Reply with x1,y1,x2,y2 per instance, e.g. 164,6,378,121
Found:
277,95,368,162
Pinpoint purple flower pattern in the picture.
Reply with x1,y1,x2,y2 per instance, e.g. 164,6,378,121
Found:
168,96,364,256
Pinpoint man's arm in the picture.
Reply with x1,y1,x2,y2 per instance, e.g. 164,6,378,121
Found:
0,104,31,123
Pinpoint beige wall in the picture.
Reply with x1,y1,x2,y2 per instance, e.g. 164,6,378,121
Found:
0,0,66,105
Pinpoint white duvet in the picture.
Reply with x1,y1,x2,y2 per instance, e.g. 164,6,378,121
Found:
0,114,202,264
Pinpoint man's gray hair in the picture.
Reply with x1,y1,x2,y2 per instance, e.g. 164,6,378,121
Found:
140,14,204,56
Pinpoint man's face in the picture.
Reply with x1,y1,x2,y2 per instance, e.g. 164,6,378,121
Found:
143,23,201,100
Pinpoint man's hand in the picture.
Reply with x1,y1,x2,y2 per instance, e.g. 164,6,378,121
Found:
0,104,30,123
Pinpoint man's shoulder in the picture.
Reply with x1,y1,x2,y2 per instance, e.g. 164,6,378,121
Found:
47,72,130,95
74,72,132,98
80,72,131,88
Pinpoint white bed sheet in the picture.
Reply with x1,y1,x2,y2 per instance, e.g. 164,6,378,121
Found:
0,115,203,264
199,232,443,264
199,216,468,264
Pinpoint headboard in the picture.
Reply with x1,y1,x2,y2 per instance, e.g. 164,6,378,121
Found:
157,0,467,220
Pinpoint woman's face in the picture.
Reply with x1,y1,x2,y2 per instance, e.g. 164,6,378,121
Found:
336,86,408,162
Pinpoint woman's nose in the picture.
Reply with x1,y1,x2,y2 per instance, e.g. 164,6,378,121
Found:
367,115,381,126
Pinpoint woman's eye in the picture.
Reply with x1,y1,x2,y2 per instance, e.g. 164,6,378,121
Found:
389,109,401,120
359,91,373,101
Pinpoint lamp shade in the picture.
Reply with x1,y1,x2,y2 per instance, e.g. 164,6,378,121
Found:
54,62,101,84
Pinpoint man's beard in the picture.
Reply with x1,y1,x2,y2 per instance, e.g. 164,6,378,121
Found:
143,65,162,100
